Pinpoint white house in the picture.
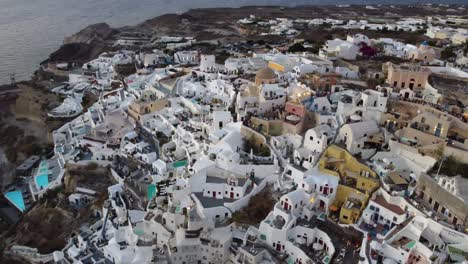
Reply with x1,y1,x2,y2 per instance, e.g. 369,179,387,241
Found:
346,33,371,46
174,51,199,65
337,120,381,159
200,54,218,73
211,111,233,131
320,39,359,60
303,124,333,154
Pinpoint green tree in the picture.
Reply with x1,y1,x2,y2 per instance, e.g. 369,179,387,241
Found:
441,46,456,60
288,43,306,53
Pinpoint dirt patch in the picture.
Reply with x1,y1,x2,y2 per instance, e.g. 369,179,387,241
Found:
64,163,114,194
3,164,114,255
230,186,275,225
0,82,70,167
14,205,76,254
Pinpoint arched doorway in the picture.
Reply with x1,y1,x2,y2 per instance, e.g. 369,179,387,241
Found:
409,78,415,90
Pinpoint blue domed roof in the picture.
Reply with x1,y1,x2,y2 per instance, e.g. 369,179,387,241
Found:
421,40,429,46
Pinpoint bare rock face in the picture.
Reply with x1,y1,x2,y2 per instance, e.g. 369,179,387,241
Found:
48,23,116,63
63,23,114,45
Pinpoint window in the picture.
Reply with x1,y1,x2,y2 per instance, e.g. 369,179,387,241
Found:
369,205,375,211
393,81,398,87
309,136,314,141
342,215,348,219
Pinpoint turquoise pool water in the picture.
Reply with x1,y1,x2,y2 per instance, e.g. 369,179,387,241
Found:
147,184,157,200
173,160,187,168
5,191,25,212
35,161,49,189
35,174,49,189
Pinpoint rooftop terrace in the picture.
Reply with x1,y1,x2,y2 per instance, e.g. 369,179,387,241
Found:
297,216,363,264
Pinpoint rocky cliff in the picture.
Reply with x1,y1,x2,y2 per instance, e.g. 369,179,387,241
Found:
48,23,118,63
63,23,115,45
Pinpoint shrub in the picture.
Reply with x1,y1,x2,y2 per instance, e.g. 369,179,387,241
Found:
288,43,306,53
432,155,468,178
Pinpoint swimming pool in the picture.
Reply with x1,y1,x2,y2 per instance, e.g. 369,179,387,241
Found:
5,191,26,212
147,184,157,200
35,174,49,189
35,161,50,190
173,160,187,168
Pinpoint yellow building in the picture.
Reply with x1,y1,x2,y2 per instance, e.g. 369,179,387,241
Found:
268,61,285,72
128,97,170,121
318,145,380,224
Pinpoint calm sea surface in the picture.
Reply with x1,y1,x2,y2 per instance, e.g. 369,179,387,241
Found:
0,0,462,84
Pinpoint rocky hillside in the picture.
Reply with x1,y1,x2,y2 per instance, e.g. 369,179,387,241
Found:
64,23,115,45
136,5,468,42
47,23,118,64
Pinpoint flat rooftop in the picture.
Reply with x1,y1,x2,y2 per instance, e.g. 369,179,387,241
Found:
206,176,247,186
297,216,363,264
16,155,40,172
193,192,236,208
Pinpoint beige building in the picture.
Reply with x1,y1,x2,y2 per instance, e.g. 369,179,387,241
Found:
408,107,468,142
415,173,467,229
407,42,438,63
451,33,468,45
385,63,431,90
128,96,170,121
394,104,468,161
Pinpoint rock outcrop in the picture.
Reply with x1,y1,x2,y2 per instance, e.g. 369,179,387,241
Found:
63,23,114,45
